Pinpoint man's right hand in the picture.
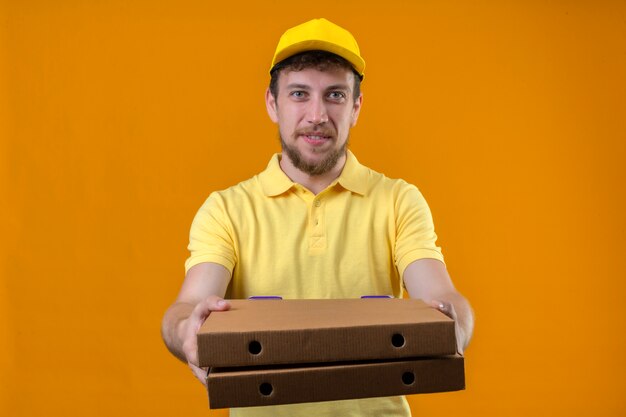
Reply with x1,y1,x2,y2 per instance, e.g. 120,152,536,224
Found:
161,262,232,386
179,296,231,385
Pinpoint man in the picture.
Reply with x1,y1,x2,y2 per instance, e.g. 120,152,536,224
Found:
162,18,474,417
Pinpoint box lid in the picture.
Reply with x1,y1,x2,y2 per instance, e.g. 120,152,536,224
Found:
197,298,457,367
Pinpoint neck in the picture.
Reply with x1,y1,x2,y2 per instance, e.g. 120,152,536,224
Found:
279,153,347,195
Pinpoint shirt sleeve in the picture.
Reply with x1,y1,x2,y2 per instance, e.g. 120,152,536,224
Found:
185,192,237,274
394,182,445,278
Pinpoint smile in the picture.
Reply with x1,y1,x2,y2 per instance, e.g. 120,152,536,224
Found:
301,134,333,145
300,133,332,146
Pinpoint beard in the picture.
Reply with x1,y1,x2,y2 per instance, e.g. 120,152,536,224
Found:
280,133,349,176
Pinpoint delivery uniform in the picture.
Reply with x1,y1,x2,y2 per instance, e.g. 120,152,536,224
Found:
186,150,444,417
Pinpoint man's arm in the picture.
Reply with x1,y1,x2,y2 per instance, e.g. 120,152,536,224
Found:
161,262,231,384
403,258,474,354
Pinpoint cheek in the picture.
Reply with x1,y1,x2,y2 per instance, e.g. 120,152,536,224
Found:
277,114,298,139
277,106,300,124
338,112,355,130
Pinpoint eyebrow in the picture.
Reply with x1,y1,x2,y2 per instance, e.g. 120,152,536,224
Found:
285,83,350,91
286,83,311,90
326,84,350,91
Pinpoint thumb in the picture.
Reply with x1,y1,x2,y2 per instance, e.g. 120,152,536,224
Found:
430,299,455,320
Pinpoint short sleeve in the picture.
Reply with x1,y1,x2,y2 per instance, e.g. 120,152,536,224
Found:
394,182,444,277
185,192,237,274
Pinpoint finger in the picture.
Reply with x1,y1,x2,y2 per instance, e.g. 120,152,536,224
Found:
430,299,457,320
182,330,200,365
201,295,231,312
429,299,447,314
430,300,464,354
192,297,231,322
189,297,231,332
189,363,209,387
184,297,232,365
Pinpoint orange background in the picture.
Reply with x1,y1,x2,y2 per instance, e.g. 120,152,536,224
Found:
2,1,625,416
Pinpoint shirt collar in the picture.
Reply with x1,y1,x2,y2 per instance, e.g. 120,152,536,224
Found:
335,150,368,195
258,150,369,197
258,154,296,197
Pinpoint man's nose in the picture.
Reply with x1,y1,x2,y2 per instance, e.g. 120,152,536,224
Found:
307,97,328,125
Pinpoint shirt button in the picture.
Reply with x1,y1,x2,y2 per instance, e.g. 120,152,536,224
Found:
314,200,321,207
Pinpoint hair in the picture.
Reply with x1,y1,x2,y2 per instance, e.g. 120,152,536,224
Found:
269,50,362,102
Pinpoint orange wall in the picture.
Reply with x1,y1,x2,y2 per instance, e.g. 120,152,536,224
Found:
2,1,625,416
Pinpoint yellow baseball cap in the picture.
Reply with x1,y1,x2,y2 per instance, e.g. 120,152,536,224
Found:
270,18,366,78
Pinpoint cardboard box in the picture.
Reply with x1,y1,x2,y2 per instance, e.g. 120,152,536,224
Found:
197,298,457,367
207,355,465,409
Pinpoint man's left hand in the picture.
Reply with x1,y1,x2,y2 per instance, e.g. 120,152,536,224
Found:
430,299,465,355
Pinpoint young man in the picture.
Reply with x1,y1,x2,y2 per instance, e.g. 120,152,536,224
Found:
162,18,474,417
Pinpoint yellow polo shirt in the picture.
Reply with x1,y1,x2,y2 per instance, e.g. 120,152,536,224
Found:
186,151,444,416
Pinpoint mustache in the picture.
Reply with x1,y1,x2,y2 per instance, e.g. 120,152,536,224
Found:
294,127,336,137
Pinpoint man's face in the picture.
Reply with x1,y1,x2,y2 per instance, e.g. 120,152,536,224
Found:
265,67,362,176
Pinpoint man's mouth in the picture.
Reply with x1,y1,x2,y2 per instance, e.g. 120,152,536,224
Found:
299,132,334,146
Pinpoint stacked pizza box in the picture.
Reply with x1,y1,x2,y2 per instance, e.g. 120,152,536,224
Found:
196,298,464,409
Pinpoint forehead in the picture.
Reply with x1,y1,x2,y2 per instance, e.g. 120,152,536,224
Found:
279,67,355,91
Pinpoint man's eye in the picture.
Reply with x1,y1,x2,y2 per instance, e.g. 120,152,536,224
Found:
290,91,306,98
328,92,346,100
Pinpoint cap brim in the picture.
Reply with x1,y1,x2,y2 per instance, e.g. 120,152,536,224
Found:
271,40,365,76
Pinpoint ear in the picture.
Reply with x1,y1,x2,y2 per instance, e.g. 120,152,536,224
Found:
265,87,279,123
350,92,363,127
